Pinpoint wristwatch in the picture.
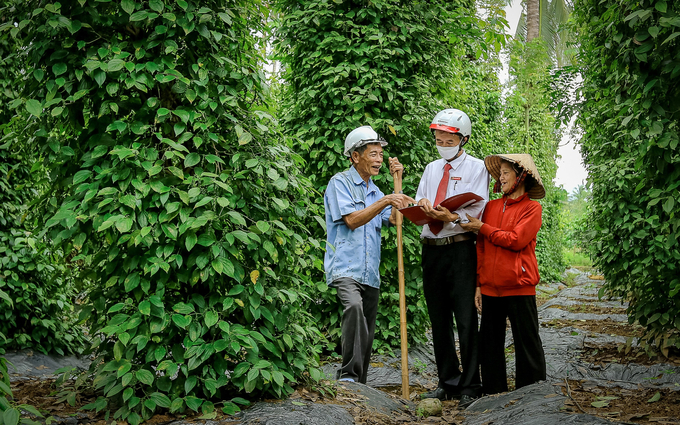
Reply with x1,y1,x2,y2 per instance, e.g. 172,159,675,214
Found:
452,217,461,225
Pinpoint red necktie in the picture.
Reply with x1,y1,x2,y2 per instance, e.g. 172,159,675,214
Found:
429,163,452,235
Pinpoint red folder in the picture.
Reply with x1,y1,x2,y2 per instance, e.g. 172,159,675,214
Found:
398,192,483,226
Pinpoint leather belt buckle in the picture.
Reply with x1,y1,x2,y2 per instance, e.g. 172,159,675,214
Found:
421,233,474,246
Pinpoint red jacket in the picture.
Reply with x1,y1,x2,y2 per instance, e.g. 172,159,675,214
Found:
476,193,542,297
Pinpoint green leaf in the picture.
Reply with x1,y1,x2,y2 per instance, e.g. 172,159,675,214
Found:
172,314,191,328
663,32,680,45
53,62,67,76
150,392,171,408
149,0,164,12
3,408,19,425
185,89,197,103
205,311,218,327
648,392,661,403
93,69,106,86
185,153,200,167
227,211,246,226
173,302,195,314
174,122,186,136
116,217,134,233
114,341,124,360
663,197,675,214
139,300,151,315
238,131,252,145
591,400,609,408
121,0,135,14
136,369,155,385
154,346,166,362
73,170,92,184
108,59,125,72
173,109,190,123
185,396,203,412
26,99,43,117
185,232,197,251
130,10,149,21
256,221,270,234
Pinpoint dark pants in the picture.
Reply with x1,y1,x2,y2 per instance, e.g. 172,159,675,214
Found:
422,240,481,397
480,294,546,395
333,277,380,384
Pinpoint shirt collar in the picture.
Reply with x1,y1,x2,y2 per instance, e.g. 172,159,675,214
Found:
349,166,377,193
504,192,529,205
442,150,467,171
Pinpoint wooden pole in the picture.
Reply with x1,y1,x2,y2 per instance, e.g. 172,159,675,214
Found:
392,170,409,399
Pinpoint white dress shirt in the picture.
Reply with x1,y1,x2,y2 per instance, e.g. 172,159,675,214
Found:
415,151,490,239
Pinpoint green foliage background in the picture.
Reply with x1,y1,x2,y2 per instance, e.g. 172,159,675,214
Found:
573,0,680,351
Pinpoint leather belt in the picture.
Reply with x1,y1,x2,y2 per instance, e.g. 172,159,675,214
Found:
421,233,475,246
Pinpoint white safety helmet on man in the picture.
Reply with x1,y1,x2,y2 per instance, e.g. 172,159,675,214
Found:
343,125,388,157
429,108,472,147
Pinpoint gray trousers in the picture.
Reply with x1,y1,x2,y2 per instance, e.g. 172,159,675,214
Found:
333,277,380,384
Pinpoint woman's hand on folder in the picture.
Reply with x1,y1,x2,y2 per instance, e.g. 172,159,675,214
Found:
459,213,483,232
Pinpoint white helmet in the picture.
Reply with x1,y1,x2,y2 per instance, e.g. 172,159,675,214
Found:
430,109,472,142
343,125,387,157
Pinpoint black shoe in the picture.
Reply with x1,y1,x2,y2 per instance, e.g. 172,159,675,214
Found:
458,394,479,409
420,387,460,401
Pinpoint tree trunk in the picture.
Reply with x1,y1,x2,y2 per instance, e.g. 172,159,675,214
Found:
526,0,540,42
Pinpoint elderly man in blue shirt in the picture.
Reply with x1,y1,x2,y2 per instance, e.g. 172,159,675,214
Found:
324,125,415,384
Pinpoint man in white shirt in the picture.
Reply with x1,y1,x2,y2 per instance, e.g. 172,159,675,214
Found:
416,109,490,408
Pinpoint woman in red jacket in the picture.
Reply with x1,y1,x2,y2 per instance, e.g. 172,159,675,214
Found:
460,154,546,395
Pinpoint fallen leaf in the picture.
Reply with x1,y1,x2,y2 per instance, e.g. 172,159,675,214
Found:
591,400,610,408
624,412,652,420
647,391,661,403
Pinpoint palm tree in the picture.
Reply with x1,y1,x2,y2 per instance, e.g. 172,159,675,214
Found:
516,0,574,67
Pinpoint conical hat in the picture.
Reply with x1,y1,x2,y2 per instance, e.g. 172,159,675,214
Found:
484,154,546,199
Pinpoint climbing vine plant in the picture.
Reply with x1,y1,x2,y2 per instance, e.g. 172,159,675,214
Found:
3,0,325,423
574,0,680,352
0,19,84,356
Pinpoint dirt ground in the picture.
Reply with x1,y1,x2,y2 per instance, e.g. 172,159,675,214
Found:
542,317,646,338
9,379,471,425
8,268,680,424
547,303,628,315
558,380,680,424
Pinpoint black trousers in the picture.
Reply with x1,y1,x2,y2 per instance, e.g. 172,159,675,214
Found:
333,277,380,384
479,294,546,395
422,240,481,397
